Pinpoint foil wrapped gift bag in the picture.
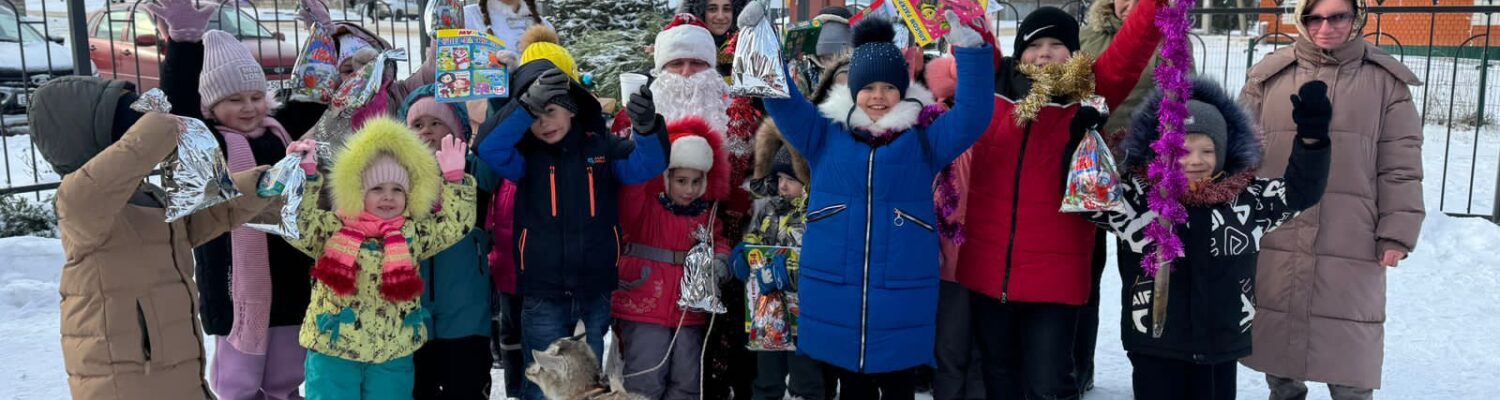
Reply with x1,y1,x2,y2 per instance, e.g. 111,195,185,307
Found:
331,49,408,114
730,7,790,99
246,153,309,239
678,208,727,314
131,89,242,222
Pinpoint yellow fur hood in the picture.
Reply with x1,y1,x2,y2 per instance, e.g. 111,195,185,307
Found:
329,117,441,219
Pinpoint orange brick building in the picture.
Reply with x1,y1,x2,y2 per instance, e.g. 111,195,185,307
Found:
1260,0,1500,48
785,0,848,22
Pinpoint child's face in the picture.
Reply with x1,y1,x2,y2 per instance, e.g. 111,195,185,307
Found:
777,173,805,199
339,48,379,83
530,104,575,144
1021,37,1073,67
667,168,707,206
364,182,408,219
857,82,902,122
1180,134,1218,182
409,116,453,150
211,90,269,132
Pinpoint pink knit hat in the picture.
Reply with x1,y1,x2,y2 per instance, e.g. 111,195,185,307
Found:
362,154,410,191
405,97,464,139
925,55,958,102
199,30,267,116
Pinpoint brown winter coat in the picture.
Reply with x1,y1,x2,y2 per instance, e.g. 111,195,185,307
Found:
1238,36,1425,389
53,113,275,399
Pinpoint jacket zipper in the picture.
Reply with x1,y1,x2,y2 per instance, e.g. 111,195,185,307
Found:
806,204,848,222
549,166,558,217
587,166,597,217
893,209,935,231
519,229,529,272
1000,124,1034,303
858,147,875,370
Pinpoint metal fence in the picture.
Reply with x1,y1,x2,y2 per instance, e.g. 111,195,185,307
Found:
0,0,1496,222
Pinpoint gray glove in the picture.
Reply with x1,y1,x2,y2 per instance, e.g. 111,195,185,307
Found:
944,10,985,48
520,68,573,116
626,86,660,135
738,0,766,28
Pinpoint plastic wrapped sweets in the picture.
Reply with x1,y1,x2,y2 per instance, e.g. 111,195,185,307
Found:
331,49,408,114
290,24,338,104
678,223,728,314
130,89,242,223
246,154,308,239
730,13,790,98
1060,96,1125,213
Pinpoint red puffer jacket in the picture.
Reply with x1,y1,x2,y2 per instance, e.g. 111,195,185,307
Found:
956,0,1164,305
487,180,518,294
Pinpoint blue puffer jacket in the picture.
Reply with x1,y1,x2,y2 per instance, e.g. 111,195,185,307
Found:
400,85,504,339
761,46,995,373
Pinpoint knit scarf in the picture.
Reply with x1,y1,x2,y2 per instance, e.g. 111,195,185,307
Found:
350,81,392,132
218,117,291,355
314,212,424,302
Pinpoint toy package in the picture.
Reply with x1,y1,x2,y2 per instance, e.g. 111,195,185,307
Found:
434,29,511,103
289,24,338,104
742,245,800,351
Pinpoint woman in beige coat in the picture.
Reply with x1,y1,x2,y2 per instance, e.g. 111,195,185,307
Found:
28,77,277,399
1238,0,1425,397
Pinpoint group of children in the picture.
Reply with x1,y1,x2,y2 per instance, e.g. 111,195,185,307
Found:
31,0,1341,399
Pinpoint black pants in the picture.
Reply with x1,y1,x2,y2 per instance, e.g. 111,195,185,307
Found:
703,280,754,399
414,335,494,400
933,281,984,400
753,351,825,399
827,366,917,400
971,295,1081,400
1073,230,1108,393
494,292,524,397
1127,353,1236,400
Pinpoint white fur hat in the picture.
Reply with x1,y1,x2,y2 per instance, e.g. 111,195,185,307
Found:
668,135,713,172
654,13,718,73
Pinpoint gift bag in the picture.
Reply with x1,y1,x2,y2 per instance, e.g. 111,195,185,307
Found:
131,90,242,223
331,49,407,113
246,153,308,239
424,0,465,35
743,245,800,351
730,10,790,98
1060,102,1125,213
289,24,339,104
678,207,727,314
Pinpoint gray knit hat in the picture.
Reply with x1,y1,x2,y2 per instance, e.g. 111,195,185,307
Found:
814,7,853,57
1184,99,1228,174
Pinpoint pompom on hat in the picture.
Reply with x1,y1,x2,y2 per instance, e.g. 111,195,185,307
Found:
519,25,580,82
846,17,909,99
654,13,718,73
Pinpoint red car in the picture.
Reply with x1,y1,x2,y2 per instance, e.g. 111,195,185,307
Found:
86,3,298,92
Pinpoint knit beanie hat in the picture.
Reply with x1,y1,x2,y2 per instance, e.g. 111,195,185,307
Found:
199,30,267,116
814,7,854,57
769,146,800,184
654,14,718,72
1014,7,1080,60
1184,99,1229,174
924,55,958,102
519,25,580,82
362,153,411,191
847,17,909,99
405,96,464,138
337,33,375,66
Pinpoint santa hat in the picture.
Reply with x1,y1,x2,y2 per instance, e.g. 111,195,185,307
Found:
665,117,730,201
654,14,718,73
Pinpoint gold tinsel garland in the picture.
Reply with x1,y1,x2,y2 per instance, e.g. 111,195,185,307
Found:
1012,52,1098,126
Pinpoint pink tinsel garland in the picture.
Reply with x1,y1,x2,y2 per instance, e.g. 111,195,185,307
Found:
1143,0,1196,277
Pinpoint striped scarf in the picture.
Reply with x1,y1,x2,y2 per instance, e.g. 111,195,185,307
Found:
314,212,423,302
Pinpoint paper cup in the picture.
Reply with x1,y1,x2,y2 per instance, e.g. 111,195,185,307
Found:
619,73,648,103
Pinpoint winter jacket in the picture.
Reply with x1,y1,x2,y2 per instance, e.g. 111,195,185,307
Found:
31,76,278,399
1238,36,1425,390
477,60,670,299
1080,0,1181,134
398,86,506,340
935,150,972,282
488,180,520,294
158,38,317,336
287,122,477,363
1088,79,1330,364
956,0,1163,306
759,45,995,373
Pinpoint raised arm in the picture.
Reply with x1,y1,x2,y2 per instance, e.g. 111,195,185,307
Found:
1093,0,1165,110
55,113,181,246
411,177,479,259
761,63,831,161
611,126,669,185
183,165,278,246
477,107,533,181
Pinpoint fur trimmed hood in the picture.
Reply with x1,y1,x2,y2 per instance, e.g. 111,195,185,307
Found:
752,119,812,185
329,117,443,219
666,117,732,201
817,82,936,135
1086,0,1123,34
1122,78,1261,176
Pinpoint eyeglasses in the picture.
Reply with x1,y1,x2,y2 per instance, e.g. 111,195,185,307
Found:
1301,13,1355,29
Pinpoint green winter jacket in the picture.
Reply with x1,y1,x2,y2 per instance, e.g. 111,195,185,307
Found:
1081,0,1186,134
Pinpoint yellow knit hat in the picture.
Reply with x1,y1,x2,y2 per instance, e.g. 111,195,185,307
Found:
518,26,579,82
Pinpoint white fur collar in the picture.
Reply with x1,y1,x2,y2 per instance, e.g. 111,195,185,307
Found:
818,83,935,134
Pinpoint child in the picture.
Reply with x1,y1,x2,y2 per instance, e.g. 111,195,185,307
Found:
398,84,507,399
476,56,669,400
297,0,436,146
953,3,1165,397
30,76,279,399
743,5,995,396
611,117,730,398
735,124,822,399
1087,79,1332,400
284,118,476,399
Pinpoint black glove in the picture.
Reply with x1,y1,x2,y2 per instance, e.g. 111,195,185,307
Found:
1070,106,1105,143
1291,80,1332,143
627,86,660,135
520,68,572,116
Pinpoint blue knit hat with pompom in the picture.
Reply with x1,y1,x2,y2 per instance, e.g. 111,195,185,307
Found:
846,17,909,99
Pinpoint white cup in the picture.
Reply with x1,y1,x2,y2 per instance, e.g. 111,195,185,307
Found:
619,73,649,103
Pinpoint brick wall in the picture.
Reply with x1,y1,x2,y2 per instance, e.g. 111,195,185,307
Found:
1257,0,1498,47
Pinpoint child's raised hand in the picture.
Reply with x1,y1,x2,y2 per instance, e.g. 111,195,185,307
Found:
145,0,219,43
436,134,468,182
286,139,320,175
944,10,986,49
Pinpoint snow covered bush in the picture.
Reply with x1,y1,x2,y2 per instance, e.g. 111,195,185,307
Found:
561,4,669,101
0,195,57,238
541,0,668,44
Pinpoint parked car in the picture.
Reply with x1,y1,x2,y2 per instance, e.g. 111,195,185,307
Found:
87,3,298,92
0,9,79,114
343,0,419,21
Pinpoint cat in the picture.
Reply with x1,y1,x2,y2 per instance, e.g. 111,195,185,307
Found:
527,334,648,400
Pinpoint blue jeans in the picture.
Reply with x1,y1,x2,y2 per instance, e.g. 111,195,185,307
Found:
520,292,611,400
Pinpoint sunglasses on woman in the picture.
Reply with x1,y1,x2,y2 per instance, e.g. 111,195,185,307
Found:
1302,12,1355,28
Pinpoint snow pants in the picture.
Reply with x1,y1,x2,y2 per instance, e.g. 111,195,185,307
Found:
971,295,1081,400
1127,352,1235,400
413,336,493,399
616,320,705,400
210,326,307,400
303,351,414,400
1265,374,1375,400
494,292,524,397
934,280,985,400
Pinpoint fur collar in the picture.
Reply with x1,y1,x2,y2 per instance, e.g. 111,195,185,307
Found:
1086,0,1122,34
817,82,936,135
1122,77,1262,176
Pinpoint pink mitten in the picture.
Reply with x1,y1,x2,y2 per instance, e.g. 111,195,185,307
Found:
436,135,467,182
145,0,218,43
286,139,319,176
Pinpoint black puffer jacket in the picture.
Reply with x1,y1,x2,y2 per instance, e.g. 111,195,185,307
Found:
1089,79,1331,363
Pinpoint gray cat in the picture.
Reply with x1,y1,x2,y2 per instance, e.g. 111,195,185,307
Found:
527,334,647,400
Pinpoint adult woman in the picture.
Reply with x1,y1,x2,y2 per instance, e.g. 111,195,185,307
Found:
1238,0,1425,397
676,0,747,78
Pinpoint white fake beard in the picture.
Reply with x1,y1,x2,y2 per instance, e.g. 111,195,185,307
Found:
650,68,732,134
